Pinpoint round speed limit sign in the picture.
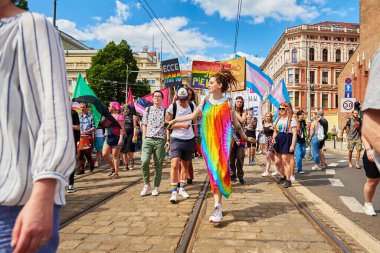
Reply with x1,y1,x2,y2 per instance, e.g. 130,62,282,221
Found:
341,98,356,112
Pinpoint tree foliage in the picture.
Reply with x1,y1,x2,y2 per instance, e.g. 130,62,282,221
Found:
16,0,29,10
133,79,152,99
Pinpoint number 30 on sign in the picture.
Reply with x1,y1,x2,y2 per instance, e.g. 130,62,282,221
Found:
340,98,356,113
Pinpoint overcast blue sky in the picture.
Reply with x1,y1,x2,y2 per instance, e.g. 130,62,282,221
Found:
29,0,359,66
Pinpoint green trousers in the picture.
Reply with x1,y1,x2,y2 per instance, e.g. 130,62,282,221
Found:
141,137,166,187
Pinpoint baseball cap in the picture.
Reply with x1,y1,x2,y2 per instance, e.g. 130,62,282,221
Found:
177,87,189,100
318,110,324,116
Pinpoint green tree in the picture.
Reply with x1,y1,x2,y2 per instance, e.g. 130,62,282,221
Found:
86,40,139,104
132,79,152,99
16,0,29,10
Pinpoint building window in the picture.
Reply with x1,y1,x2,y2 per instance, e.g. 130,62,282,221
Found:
348,50,354,59
322,49,328,62
309,48,315,61
292,49,297,63
335,37,342,41
322,36,329,40
309,71,315,84
295,69,300,84
335,71,341,85
294,91,301,107
288,91,294,104
335,94,338,109
310,93,315,108
322,94,329,108
322,71,329,84
68,80,73,86
147,80,156,85
288,69,294,84
336,49,341,62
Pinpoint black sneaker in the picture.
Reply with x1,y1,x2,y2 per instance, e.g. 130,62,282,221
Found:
89,165,95,172
187,178,193,185
278,177,286,185
231,176,237,182
76,169,85,175
239,178,245,185
284,180,292,188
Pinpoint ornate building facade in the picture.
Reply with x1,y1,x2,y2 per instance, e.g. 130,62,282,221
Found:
261,21,359,128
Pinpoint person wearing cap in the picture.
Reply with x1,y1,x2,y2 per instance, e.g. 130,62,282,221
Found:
103,102,125,179
317,110,328,168
166,87,197,203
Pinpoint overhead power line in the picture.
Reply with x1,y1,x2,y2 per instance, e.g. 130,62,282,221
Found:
138,0,187,65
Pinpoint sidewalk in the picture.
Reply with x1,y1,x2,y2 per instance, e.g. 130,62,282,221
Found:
58,155,337,252
192,161,336,253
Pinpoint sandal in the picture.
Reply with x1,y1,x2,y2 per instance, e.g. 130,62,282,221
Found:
112,173,120,179
108,168,115,176
355,165,361,170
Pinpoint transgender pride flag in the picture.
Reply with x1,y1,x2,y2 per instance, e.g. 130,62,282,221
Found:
245,59,273,99
267,79,290,108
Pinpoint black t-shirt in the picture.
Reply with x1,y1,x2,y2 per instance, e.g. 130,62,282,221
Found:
71,110,80,143
318,118,328,139
297,120,307,143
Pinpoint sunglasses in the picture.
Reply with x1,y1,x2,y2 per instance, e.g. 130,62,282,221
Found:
279,107,286,111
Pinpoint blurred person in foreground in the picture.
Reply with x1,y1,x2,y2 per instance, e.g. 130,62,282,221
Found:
0,1,75,252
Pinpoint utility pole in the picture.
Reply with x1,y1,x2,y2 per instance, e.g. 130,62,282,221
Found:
306,40,311,122
126,65,129,103
53,0,57,27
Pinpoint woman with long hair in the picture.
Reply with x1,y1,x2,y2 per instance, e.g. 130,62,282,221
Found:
261,113,275,177
272,102,297,188
245,110,257,165
121,105,137,170
168,69,254,223
103,102,125,179
309,112,322,171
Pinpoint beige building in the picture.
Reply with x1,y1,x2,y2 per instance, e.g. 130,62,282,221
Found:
261,21,359,129
134,47,163,92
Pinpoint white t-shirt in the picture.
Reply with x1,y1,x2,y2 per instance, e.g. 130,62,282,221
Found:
167,101,195,140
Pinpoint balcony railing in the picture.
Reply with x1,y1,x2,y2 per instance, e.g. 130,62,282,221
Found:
285,24,359,34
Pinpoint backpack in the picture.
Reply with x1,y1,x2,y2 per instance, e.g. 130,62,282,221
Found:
170,101,195,133
316,122,325,141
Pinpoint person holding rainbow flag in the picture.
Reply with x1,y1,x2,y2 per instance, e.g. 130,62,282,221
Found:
168,69,254,223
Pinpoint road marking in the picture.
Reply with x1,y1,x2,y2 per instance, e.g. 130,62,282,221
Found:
339,196,365,213
328,163,338,167
338,160,347,163
326,169,336,175
329,178,344,187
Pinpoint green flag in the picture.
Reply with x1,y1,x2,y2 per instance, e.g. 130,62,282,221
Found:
72,74,102,127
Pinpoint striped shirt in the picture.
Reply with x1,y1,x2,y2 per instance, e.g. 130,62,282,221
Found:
0,12,75,206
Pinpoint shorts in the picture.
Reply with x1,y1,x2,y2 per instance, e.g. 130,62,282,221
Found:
274,132,293,154
170,138,196,161
105,135,122,148
121,133,135,153
94,137,104,151
258,134,266,144
363,151,380,179
0,205,60,252
318,139,326,149
347,139,362,152
245,129,256,148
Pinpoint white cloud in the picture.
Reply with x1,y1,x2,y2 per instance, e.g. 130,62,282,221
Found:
235,51,265,66
108,0,130,25
192,0,322,24
53,1,221,59
92,16,102,22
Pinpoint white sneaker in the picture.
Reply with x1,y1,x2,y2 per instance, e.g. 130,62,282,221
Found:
271,171,279,176
66,185,75,193
151,187,159,196
178,188,190,199
312,165,322,171
140,185,150,196
209,204,222,223
363,203,377,216
290,175,296,182
94,162,99,168
261,171,269,177
169,191,177,203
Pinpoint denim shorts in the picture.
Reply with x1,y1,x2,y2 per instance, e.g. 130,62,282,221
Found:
0,205,60,253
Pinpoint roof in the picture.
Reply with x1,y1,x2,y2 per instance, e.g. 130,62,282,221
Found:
58,29,92,50
312,21,360,29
